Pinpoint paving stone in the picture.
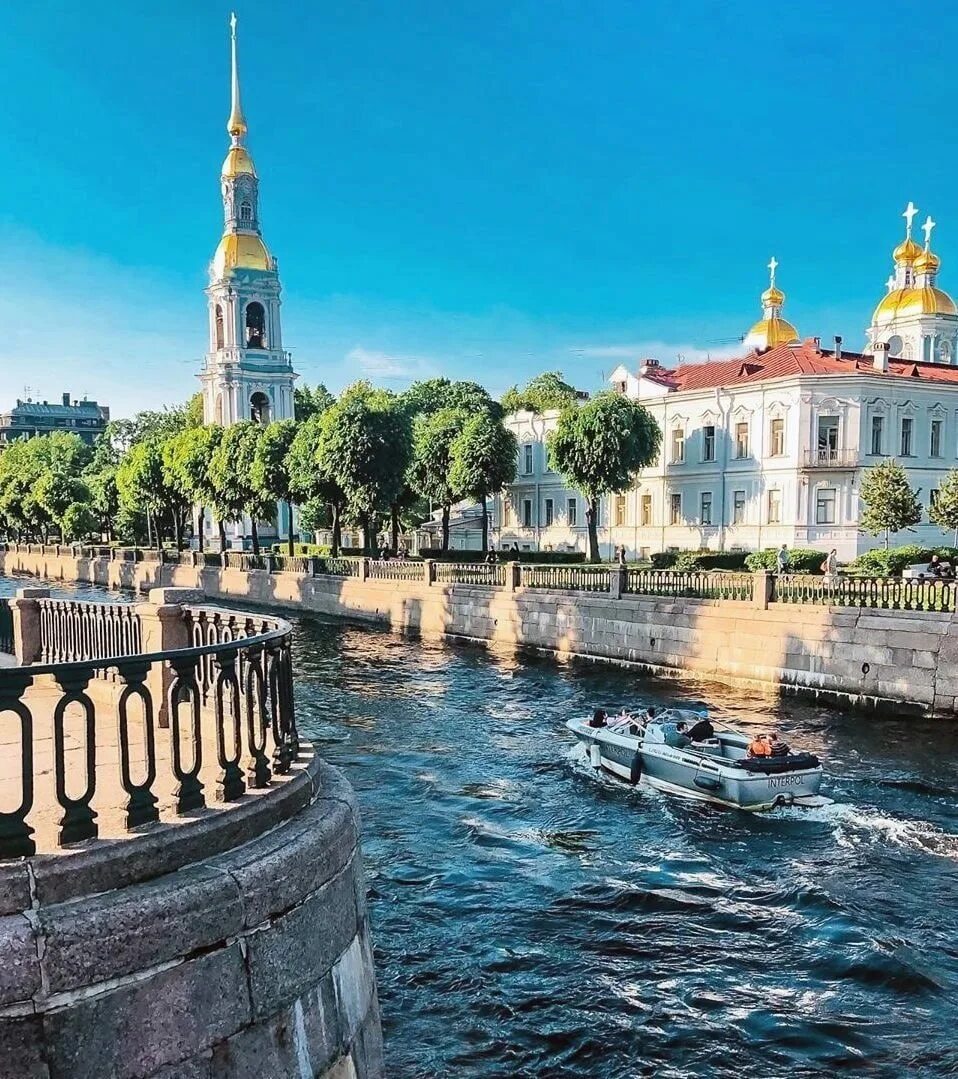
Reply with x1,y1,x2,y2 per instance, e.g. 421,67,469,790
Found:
0,1013,48,1079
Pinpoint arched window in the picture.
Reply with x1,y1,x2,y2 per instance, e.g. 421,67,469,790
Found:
214,394,224,425
245,302,266,348
939,339,953,365
214,305,224,350
240,201,252,224
250,391,271,425
887,334,904,358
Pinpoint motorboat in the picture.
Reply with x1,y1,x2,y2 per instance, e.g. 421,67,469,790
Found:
566,707,826,812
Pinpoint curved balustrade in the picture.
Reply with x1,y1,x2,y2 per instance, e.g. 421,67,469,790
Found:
773,573,957,611
0,597,298,859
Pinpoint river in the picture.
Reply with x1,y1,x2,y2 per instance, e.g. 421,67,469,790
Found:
6,580,957,1077
292,614,958,1079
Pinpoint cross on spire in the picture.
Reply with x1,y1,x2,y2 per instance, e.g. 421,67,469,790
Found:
768,256,778,287
922,214,936,248
903,201,918,235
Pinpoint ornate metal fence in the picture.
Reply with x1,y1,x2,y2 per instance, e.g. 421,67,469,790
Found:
625,569,755,602
0,602,299,858
313,557,361,577
773,574,957,612
366,561,426,582
519,564,612,592
433,563,507,587
0,599,13,654
37,599,142,665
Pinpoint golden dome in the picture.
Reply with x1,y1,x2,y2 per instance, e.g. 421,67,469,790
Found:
211,232,273,278
746,316,799,348
893,236,923,264
872,287,957,325
222,145,257,179
914,248,941,275
761,285,785,307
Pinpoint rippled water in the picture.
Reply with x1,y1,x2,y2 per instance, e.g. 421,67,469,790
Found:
292,615,958,1079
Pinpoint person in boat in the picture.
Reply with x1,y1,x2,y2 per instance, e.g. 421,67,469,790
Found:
589,708,607,728
747,733,771,757
664,721,692,748
767,732,790,757
686,715,715,742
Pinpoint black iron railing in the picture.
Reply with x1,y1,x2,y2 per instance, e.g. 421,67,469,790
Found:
625,569,755,602
773,573,957,611
0,602,298,859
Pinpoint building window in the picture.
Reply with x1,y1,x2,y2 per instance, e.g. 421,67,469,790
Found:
544,498,554,526
245,301,267,348
767,488,781,524
735,422,749,459
669,493,682,525
671,428,685,464
614,494,627,527
567,498,577,526
870,414,884,455
816,488,836,525
214,304,225,350
702,425,715,462
521,499,533,528
250,391,271,425
931,418,943,458
817,416,839,463
240,201,252,223
769,418,785,457
640,494,652,526
900,417,914,457
732,490,746,524
523,444,534,475
613,380,627,394
700,492,713,525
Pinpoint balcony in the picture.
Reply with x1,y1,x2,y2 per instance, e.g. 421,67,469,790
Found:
801,448,858,469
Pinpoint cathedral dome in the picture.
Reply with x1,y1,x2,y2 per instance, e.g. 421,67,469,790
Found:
761,285,785,307
211,233,273,278
893,236,923,265
222,145,257,179
744,316,799,349
914,248,941,275
872,286,957,325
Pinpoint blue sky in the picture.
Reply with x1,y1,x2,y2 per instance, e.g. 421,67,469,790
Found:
1,0,956,416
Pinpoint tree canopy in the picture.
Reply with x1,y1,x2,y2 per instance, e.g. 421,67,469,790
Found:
930,469,958,546
547,392,661,560
449,411,517,551
859,459,922,549
502,371,581,415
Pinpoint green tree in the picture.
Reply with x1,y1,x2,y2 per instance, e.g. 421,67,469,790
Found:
930,469,958,546
287,414,346,554
0,433,91,541
162,426,223,552
294,383,335,422
450,411,518,551
208,422,274,553
60,502,99,543
859,459,922,549
251,419,298,555
401,378,500,421
502,371,581,415
320,384,412,553
409,407,468,551
547,392,661,561
116,440,191,549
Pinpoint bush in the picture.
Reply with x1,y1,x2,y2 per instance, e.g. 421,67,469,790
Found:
847,544,958,577
744,548,826,573
650,551,678,569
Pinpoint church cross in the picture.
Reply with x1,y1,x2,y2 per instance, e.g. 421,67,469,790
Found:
903,201,918,235
922,215,936,247
767,256,778,287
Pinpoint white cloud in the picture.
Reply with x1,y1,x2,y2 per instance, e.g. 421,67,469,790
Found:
572,341,745,367
344,345,439,383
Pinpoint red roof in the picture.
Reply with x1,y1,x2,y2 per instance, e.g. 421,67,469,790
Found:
644,340,958,393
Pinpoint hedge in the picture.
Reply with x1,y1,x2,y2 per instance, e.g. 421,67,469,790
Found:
847,544,958,577
744,548,825,573
652,550,749,571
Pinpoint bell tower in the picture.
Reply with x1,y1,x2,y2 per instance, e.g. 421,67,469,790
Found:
200,13,297,427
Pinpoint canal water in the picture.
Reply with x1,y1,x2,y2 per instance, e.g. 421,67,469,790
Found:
292,615,958,1079
4,578,955,1076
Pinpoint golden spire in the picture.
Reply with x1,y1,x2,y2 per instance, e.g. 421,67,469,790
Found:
227,12,247,140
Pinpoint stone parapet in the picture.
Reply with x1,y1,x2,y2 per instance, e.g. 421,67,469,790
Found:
0,757,382,1079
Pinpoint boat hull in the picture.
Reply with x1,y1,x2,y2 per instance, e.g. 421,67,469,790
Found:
568,719,823,812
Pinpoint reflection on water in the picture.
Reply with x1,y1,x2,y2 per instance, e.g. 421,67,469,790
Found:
293,615,958,1079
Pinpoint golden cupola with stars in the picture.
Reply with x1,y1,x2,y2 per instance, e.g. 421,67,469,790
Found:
866,203,958,365
742,257,799,351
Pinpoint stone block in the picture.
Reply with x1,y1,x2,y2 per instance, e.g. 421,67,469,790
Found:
0,914,40,1006
0,863,32,917
0,1013,48,1079
332,928,377,1042
246,868,360,1020
42,943,251,1079
209,794,357,929
148,1053,213,1078
38,864,244,994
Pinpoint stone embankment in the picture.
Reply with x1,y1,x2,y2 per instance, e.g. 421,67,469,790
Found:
3,546,955,717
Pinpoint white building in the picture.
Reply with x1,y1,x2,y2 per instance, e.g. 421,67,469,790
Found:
494,214,958,561
198,15,297,545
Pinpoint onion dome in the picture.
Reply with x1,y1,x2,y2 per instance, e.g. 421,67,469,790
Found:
222,145,257,179
211,233,273,278
893,236,923,265
872,287,957,326
914,247,941,275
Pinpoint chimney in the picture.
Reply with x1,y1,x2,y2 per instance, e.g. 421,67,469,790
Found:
834,335,843,360
871,341,890,373
62,392,70,407
812,336,821,349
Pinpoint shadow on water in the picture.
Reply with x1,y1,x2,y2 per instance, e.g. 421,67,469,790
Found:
288,613,958,1079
